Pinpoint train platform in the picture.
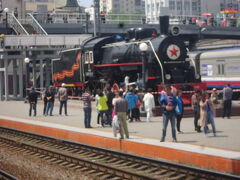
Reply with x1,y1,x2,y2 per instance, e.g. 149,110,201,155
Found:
0,100,240,175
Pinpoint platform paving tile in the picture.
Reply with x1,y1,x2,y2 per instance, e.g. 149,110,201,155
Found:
0,100,239,152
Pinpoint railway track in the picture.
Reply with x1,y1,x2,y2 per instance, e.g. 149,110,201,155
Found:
0,127,239,180
0,170,20,180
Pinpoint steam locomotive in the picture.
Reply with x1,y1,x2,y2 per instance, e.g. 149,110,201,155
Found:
53,27,200,90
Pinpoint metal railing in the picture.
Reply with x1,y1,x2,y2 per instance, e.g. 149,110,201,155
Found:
4,34,92,47
26,13,48,35
3,12,239,28
8,13,29,35
104,13,145,24
149,14,240,27
31,12,87,24
31,12,144,24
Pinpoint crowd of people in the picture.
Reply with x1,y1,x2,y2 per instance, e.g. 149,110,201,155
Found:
27,82,233,141
27,83,68,117
191,84,233,137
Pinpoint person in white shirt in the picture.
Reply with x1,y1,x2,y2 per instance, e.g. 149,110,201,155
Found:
143,88,155,122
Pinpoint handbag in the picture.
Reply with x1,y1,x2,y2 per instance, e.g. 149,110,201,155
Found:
112,115,120,130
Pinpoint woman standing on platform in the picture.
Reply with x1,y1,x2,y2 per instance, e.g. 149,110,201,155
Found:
97,90,111,127
199,91,217,137
175,90,184,134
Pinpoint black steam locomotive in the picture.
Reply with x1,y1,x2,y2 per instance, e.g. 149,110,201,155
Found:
53,27,200,89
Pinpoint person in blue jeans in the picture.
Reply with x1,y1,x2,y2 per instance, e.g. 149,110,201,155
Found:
175,90,184,134
45,86,55,116
160,85,177,142
81,89,94,128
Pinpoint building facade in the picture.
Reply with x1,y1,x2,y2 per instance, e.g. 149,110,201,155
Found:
24,0,66,13
1,0,25,19
0,0,67,17
100,0,145,14
145,0,240,24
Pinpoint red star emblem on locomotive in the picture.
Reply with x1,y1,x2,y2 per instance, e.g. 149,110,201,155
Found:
169,46,179,57
167,44,181,60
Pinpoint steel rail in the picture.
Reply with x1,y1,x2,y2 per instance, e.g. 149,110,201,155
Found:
0,135,158,180
0,170,20,180
0,127,239,180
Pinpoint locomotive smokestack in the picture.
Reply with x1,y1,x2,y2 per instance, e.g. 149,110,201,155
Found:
159,16,169,35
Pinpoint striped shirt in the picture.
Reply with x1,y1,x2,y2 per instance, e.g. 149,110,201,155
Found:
81,93,93,108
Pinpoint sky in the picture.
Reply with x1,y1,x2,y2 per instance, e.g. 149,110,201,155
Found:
79,0,93,7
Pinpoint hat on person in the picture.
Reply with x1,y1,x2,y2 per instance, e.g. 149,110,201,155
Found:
61,83,66,87
213,88,217,91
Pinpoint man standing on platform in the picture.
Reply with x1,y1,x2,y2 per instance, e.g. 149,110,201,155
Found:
114,91,129,139
58,83,68,116
45,86,55,116
222,84,233,119
160,85,177,142
191,90,201,132
28,87,38,116
81,89,94,128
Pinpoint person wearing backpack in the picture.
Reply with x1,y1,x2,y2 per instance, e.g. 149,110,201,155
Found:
175,90,184,134
160,85,177,142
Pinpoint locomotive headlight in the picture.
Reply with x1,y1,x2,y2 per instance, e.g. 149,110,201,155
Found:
139,43,148,52
24,57,30,63
165,74,171,80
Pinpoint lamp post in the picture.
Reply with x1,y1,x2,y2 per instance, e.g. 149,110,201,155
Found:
3,8,9,35
139,42,148,92
24,57,30,98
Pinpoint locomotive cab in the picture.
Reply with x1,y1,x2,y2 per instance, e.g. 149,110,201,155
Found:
82,36,115,80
